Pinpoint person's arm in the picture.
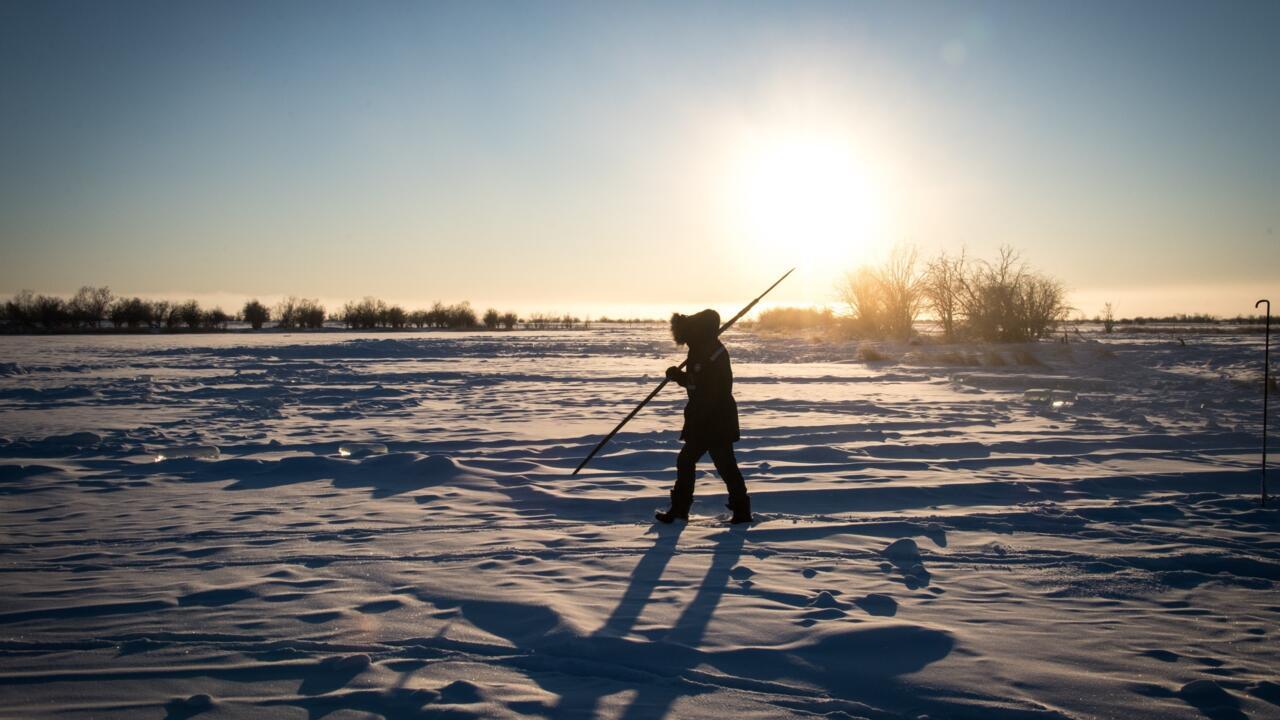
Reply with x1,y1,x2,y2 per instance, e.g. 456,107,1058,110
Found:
665,365,689,387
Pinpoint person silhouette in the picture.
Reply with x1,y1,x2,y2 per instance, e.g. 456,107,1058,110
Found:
656,309,752,524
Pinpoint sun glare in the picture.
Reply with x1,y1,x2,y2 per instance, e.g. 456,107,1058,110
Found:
725,129,884,280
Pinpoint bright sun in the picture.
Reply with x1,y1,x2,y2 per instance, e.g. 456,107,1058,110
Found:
725,129,884,278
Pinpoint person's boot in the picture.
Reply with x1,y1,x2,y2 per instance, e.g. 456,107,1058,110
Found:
655,491,692,524
726,495,753,525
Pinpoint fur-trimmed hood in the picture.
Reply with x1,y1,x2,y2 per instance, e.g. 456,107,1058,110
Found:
670,309,720,347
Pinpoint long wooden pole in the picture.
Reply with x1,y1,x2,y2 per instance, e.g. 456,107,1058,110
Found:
572,268,794,475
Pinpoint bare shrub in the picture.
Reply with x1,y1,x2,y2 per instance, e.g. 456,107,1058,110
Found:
242,300,270,330
342,297,385,329
383,305,407,329
202,307,229,330
1102,302,1115,334
277,297,325,329
933,350,980,366
858,345,891,362
444,302,477,329
499,312,519,330
837,245,921,339
837,267,887,337
755,306,834,332
107,297,153,329
297,299,326,329
276,297,299,329
1012,349,1042,366
956,247,1068,342
483,308,500,330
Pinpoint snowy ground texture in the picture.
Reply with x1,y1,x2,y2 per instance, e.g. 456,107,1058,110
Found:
1,327,1277,720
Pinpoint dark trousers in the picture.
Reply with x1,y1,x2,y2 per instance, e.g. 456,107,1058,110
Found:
673,440,748,505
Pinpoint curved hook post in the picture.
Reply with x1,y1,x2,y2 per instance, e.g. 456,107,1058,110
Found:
1257,299,1270,506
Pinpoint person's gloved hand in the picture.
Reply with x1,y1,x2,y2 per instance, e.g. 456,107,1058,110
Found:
665,366,682,382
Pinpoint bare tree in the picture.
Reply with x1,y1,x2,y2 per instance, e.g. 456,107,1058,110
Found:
109,297,153,330
33,295,68,329
5,290,36,329
148,300,171,329
385,305,407,329
427,301,447,328
879,244,922,338
242,299,270,330
202,307,230,330
837,266,886,337
178,300,202,330
274,297,323,329
956,246,1067,341
69,286,112,329
1102,302,1115,334
922,251,966,341
297,299,326,328
836,245,922,339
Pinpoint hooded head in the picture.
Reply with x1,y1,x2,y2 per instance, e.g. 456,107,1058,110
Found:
670,308,720,347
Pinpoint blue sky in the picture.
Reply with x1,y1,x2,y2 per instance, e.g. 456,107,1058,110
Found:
1,1,1277,317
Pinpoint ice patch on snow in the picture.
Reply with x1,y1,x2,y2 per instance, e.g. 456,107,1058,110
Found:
153,445,220,462
338,442,388,457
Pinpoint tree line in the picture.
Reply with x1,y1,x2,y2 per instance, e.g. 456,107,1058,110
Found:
336,297,515,330
0,287,551,333
2,288,233,331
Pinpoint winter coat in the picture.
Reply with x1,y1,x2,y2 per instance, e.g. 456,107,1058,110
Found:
670,339,741,444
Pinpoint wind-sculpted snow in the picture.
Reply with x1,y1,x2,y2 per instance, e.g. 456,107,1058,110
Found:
0,327,1276,719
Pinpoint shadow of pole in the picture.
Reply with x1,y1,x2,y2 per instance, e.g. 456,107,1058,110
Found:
598,523,686,638
617,526,748,720
549,522,687,718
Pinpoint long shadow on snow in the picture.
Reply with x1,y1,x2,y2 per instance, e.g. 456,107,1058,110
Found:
446,524,954,719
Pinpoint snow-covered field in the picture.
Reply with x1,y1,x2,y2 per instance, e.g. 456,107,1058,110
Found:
1,327,1276,719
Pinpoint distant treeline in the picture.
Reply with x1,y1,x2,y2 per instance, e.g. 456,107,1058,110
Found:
1086,306,1270,334
2,288,234,331
1114,314,1267,325
753,245,1071,342
0,287,607,333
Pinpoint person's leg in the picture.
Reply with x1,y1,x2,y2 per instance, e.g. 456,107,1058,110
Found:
657,441,705,523
708,443,752,524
